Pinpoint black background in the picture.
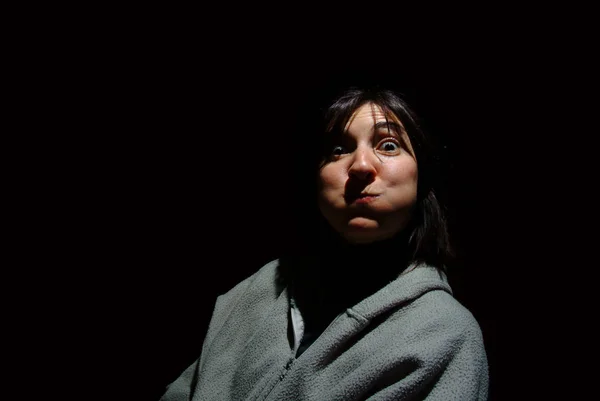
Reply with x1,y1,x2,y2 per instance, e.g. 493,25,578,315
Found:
27,17,593,400
104,62,511,399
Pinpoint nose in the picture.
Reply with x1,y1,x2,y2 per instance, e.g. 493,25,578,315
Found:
348,145,377,180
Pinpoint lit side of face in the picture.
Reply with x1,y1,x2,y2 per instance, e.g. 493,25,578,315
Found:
317,102,418,244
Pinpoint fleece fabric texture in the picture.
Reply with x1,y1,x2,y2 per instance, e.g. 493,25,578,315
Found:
160,259,488,400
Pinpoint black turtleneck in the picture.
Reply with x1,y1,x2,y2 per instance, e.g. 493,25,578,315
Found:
290,230,412,357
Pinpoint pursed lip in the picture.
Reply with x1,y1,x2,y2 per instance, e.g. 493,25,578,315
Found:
346,192,380,204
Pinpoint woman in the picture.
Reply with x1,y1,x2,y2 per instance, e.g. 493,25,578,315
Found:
160,86,489,400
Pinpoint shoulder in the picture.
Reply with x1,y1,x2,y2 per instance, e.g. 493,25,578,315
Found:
368,287,486,379
375,265,485,352
199,259,284,356
224,258,280,295
367,289,489,400
399,265,483,338
214,258,282,310
415,289,484,342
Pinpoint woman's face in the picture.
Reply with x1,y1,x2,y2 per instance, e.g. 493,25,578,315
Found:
318,102,418,244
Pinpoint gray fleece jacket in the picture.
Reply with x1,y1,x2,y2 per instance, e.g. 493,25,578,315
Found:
160,259,488,400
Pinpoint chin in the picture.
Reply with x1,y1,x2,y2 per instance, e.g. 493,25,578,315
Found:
346,216,379,227
343,221,385,244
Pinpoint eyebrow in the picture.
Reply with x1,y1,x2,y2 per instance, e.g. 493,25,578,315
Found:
374,121,404,133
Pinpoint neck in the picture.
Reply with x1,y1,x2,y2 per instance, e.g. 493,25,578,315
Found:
290,230,412,311
320,231,410,278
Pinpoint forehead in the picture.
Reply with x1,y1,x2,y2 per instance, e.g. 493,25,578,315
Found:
344,102,403,131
